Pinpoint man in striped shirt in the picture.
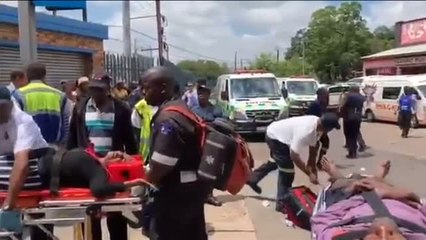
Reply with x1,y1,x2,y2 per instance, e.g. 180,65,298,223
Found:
67,72,137,240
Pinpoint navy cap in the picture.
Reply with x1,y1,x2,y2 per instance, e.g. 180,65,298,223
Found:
321,112,341,131
0,86,11,103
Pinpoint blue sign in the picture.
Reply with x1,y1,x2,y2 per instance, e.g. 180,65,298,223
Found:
31,0,86,10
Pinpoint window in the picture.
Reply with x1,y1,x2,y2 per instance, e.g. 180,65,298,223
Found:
348,78,363,84
230,77,281,98
382,87,401,100
328,86,342,94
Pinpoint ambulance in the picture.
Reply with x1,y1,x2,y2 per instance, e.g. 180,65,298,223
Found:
277,77,319,116
361,74,426,127
211,70,289,133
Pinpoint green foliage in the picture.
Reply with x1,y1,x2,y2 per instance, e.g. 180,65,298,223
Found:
177,60,229,81
249,53,314,77
282,2,396,83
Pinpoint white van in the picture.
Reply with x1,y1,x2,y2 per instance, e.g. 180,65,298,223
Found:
362,74,426,127
277,77,319,116
211,70,289,133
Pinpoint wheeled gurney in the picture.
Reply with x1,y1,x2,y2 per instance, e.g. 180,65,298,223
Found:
0,188,143,240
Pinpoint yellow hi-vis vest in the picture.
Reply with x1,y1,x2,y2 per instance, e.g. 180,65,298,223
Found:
134,99,154,163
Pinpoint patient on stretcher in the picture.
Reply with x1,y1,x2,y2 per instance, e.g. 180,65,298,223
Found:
312,158,426,240
38,148,147,198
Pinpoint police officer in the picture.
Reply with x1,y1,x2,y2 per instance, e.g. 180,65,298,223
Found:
143,67,210,240
305,87,330,169
340,85,364,158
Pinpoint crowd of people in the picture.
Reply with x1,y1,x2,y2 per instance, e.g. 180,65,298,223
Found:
1,62,425,240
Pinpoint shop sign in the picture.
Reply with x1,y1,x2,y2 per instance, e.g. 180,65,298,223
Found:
395,56,426,66
400,19,426,46
31,0,86,10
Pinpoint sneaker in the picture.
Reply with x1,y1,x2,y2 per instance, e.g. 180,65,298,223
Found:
246,181,262,194
206,195,222,207
275,202,286,213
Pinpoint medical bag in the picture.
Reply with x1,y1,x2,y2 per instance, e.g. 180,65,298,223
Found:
162,106,252,194
282,185,317,230
107,155,145,183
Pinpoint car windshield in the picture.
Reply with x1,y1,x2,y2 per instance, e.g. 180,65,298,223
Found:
286,81,318,95
230,77,281,99
416,85,426,97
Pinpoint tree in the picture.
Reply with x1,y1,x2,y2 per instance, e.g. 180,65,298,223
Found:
285,28,307,60
177,60,228,81
249,53,313,77
368,25,395,53
304,2,372,82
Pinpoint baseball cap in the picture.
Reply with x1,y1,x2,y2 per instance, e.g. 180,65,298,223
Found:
0,86,11,103
321,112,341,131
77,76,89,86
89,72,112,89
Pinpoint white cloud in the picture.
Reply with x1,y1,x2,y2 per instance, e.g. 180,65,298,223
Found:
3,1,426,66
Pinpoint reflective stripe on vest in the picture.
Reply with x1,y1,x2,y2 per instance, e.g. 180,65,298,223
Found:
135,99,154,162
18,82,64,143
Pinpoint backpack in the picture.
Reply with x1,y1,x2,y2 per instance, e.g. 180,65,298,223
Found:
163,105,253,194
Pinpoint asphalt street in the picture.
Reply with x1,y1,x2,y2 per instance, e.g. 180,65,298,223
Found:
225,122,426,240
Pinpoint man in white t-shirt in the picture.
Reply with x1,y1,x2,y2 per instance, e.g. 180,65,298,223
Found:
0,86,49,206
247,113,340,211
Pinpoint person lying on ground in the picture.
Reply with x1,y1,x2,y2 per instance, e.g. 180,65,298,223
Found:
312,158,426,240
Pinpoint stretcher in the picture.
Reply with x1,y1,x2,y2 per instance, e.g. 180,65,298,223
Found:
0,188,143,240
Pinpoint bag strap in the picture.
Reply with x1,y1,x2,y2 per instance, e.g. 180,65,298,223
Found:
49,149,65,197
163,105,207,147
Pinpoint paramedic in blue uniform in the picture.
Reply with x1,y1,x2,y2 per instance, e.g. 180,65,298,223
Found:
0,86,53,240
305,87,330,169
247,113,340,211
143,67,210,240
398,87,415,138
191,85,224,207
340,85,364,159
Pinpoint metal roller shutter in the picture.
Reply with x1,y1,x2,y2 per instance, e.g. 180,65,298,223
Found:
0,47,87,87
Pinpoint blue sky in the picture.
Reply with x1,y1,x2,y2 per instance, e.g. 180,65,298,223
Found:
2,1,426,65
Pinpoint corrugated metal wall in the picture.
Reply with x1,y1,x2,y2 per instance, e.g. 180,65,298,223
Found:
0,47,86,88
104,53,154,86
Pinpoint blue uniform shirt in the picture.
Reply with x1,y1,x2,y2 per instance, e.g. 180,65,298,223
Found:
191,104,223,122
399,95,413,112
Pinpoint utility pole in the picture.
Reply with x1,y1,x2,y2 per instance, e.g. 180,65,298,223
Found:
133,39,138,55
234,51,237,71
240,58,243,69
155,0,164,66
276,48,280,63
18,1,37,64
122,0,131,57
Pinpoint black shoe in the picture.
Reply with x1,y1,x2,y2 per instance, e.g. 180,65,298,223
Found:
206,195,222,207
246,181,262,194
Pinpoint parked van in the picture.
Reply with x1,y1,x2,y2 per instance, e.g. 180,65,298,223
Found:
277,77,319,116
361,74,426,127
211,70,289,133
328,82,360,110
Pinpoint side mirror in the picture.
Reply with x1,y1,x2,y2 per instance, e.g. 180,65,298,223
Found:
221,91,229,101
281,88,288,99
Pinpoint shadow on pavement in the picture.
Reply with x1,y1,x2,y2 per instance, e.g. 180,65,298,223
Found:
216,194,276,204
241,133,265,143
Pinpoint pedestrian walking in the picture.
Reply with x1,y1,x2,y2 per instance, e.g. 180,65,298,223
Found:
247,113,340,211
7,69,27,94
143,67,210,240
398,87,415,138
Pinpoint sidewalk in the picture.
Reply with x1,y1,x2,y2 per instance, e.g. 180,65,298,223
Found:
206,191,257,240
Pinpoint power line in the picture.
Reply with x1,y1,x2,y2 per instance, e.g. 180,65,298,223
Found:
107,25,229,63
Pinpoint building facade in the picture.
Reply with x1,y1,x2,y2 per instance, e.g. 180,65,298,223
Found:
362,17,426,76
0,4,108,86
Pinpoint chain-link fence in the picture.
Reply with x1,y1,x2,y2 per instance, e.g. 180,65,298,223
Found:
104,52,154,86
